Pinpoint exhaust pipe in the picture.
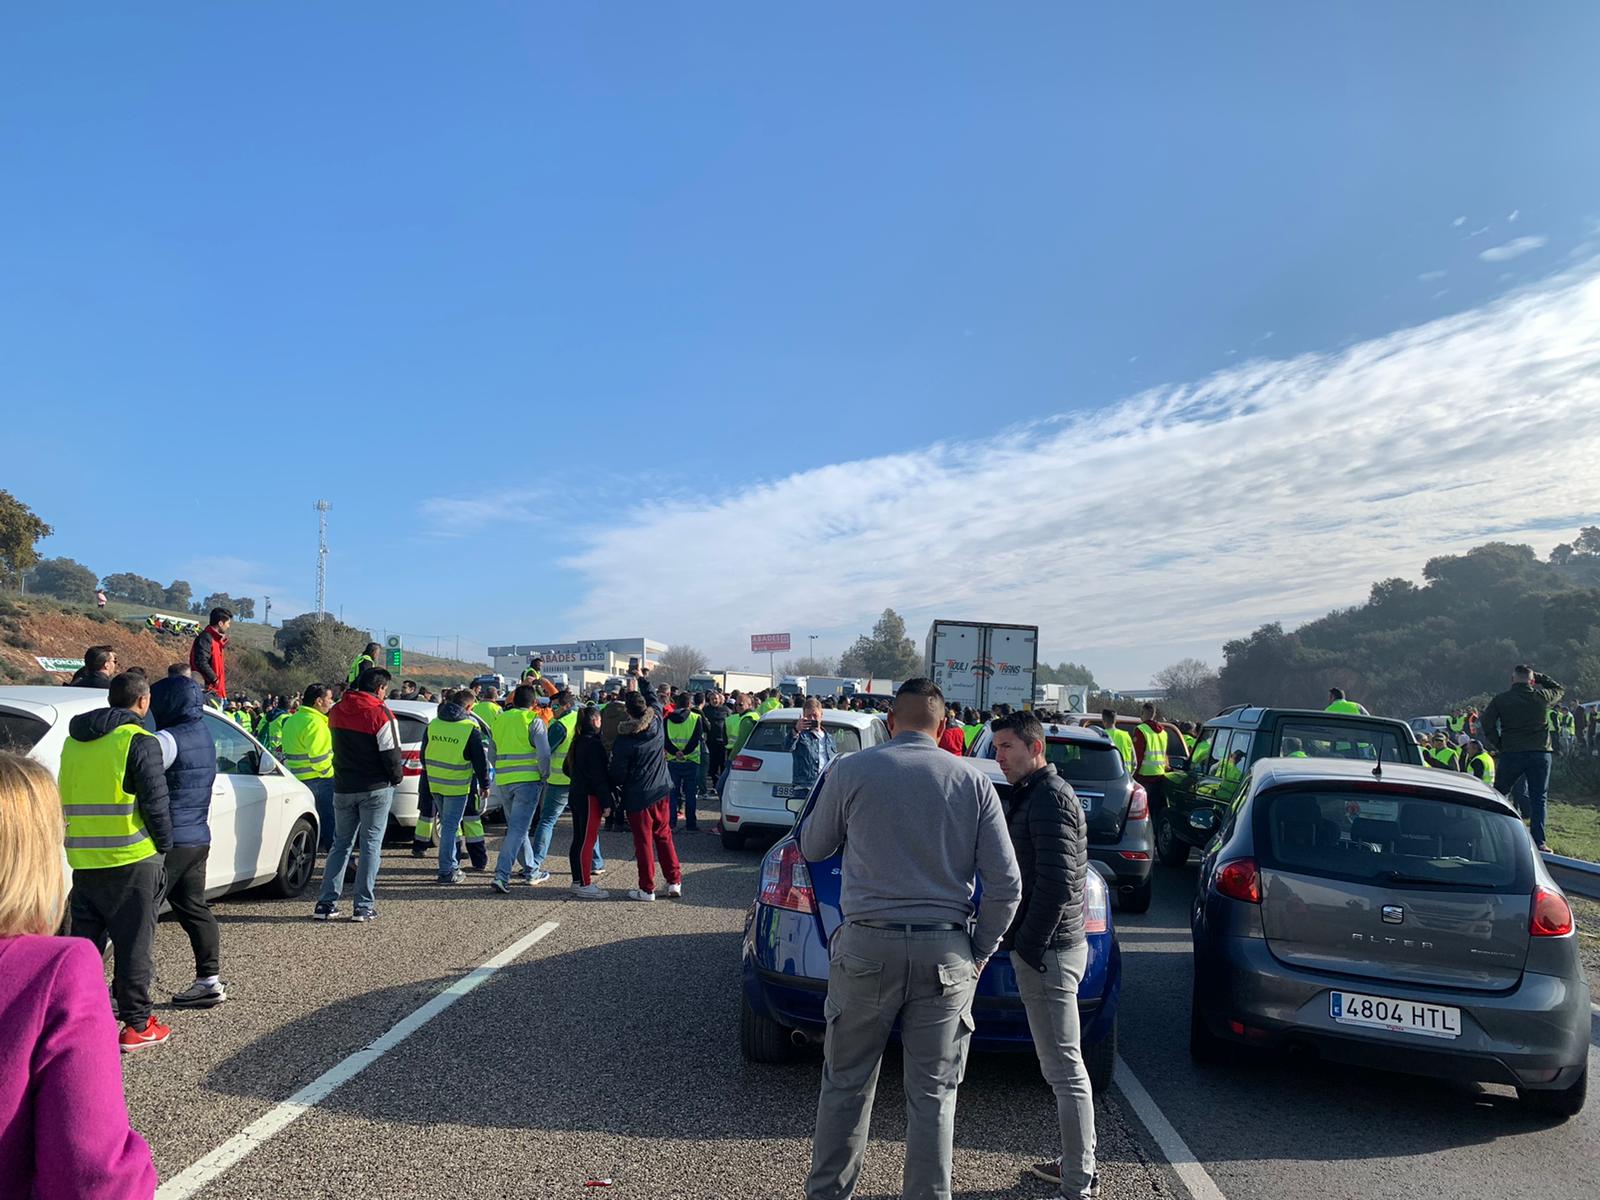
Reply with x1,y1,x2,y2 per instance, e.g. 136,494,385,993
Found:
791,1029,819,1047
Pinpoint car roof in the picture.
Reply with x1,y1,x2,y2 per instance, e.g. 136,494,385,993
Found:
756,707,884,729
0,686,122,722
386,698,443,717
1249,755,1514,807
1209,706,1407,728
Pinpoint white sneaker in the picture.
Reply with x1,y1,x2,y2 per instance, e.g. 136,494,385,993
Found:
626,888,656,902
664,882,682,898
572,883,609,899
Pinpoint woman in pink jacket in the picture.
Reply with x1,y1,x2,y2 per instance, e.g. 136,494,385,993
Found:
0,752,157,1199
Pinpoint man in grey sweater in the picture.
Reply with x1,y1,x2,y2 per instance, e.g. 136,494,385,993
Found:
799,678,1022,1200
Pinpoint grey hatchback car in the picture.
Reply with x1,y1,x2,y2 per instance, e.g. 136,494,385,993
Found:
1190,757,1589,1117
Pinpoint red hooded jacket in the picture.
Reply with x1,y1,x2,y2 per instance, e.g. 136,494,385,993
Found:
189,626,228,697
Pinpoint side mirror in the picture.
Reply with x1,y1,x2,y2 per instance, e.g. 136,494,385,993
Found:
254,750,278,776
785,793,806,815
1189,809,1220,832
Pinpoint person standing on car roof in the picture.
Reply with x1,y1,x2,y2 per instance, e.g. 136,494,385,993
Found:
346,643,381,687
1479,664,1564,852
188,607,232,702
991,710,1097,1199
1131,703,1171,817
798,678,1021,1200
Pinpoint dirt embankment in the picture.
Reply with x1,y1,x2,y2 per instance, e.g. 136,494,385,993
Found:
0,599,194,683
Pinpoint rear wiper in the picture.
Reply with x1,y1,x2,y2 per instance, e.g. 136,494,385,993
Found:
1378,869,1494,889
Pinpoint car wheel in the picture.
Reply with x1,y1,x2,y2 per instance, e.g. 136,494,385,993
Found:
269,817,318,898
721,828,747,851
1188,982,1226,1065
1120,877,1154,914
1156,815,1190,867
1085,1013,1116,1092
1520,1063,1587,1119
740,993,796,1063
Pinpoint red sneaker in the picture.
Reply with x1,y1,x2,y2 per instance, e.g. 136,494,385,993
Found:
119,1016,172,1053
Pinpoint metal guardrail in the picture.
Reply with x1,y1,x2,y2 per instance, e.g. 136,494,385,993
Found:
1543,850,1600,900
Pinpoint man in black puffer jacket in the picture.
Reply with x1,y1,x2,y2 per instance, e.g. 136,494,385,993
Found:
991,711,1096,1200
608,669,681,901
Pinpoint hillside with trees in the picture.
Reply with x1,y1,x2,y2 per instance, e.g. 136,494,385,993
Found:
1217,531,1600,714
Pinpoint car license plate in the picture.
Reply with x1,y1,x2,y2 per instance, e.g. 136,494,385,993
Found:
772,784,810,799
1330,991,1460,1039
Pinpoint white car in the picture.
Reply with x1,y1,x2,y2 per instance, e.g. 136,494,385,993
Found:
386,698,503,831
719,707,889,849
0,687,320,898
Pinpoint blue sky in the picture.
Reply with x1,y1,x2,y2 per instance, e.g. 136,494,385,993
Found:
4,3,1599,684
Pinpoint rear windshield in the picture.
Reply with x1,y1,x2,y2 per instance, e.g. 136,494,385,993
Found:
1256,787,1529,891
744,721,864,756
1045,740,1124,781
1274,721,1410,764
0,711,49,754
393,714,428,746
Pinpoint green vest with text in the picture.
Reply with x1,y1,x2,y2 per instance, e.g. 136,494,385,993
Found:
546,710,578,786
493,708,542,786
424,717,476,797
1134,723,1168,776
58,724,158,869
667,711,703,764
280,708,333,781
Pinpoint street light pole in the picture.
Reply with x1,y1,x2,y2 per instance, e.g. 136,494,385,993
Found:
809,635,818,663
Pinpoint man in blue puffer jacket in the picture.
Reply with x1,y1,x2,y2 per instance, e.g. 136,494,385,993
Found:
150,670,225,1007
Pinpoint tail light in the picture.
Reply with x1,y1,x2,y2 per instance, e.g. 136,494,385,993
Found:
1530,886,1573,936
1215,858,1261,904
1084,870,1109,934
730,755,762,772
758,841,816,914
401,748,422,778
1127,783,1149,821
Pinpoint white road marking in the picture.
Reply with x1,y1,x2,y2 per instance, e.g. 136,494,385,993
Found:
155,920,561,1200
1114,1056,1229,1200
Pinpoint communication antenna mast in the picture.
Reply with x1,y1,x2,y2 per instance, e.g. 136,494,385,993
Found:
314,500,331,619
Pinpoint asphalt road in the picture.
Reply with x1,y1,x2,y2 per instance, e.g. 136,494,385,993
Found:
116,803,1598,1200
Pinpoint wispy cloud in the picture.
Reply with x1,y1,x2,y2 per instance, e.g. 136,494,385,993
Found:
1479,235,1547,262
551,262,1600,684
1507,209,1520,223
1418,270,1447,282
1452,216,1466,227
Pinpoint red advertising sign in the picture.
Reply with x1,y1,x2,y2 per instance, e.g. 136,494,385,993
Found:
750,632,791,653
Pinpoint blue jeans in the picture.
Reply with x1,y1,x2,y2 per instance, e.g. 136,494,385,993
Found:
319,787,394,911
307,778,336,851
528,784,603,873
669,761,699,829
494,782,541,886
437,793,469,878
1495,750,1551,847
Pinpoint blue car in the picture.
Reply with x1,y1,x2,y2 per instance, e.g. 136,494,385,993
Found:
739,765,1122,1090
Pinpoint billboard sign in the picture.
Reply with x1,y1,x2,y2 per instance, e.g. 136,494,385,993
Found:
750,632,791,653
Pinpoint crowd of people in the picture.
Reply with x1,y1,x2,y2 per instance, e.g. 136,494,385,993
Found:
4,601,1593,1199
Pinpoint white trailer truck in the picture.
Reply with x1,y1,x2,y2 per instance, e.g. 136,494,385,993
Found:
925,620,1039,712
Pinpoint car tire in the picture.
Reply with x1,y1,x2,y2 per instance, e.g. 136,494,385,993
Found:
721,828,747,851
269,817,318,898
1188,984,1226,1065
1120,877,1154,914
1085,1013,1116,1093
739,993,796,1063
1520,1063,1587,1119
1156,815,1190,867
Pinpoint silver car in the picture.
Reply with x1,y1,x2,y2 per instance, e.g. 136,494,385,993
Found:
1190,757,1589,1117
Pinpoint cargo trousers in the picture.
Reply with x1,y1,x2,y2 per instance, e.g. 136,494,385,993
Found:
806,922,980,1200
